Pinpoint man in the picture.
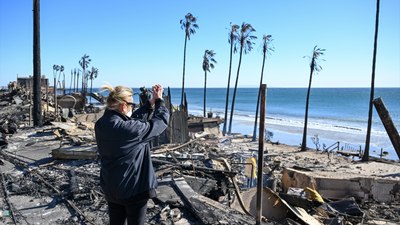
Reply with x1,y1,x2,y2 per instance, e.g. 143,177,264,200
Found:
95,84,169,225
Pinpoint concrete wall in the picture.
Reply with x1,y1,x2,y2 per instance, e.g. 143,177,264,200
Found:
282,168,400,203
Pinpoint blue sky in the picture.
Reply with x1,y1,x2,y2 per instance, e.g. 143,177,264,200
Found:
0,0,399,88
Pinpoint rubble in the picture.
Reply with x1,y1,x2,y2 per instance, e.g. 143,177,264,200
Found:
1,87,400,225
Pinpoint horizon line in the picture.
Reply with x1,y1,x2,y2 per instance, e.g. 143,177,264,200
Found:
88,86,400,89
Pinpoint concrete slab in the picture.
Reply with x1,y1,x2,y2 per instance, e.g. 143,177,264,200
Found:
282,167,400,203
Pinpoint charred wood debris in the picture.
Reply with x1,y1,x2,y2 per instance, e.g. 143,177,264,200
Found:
0,87,399,225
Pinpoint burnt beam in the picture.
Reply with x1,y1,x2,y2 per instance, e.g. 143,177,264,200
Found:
373,97,400,159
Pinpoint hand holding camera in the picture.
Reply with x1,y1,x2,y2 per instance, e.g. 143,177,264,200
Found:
150,84,163,105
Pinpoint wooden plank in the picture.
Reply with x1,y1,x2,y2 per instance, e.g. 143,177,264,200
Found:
51,145,97,160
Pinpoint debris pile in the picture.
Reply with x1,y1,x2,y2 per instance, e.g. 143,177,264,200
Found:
1,87,399,225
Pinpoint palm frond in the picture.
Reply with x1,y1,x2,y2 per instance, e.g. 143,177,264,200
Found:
239,22,257,55
228,23,240,54
181,13,199,40
202,49,217,73
261,34,274,55
310,45,326,73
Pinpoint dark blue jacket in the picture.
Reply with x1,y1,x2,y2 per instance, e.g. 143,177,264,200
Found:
95,99,169,204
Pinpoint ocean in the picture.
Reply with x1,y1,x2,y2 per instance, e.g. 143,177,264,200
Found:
99,87,400,160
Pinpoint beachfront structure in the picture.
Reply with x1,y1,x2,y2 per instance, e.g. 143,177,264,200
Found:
17,76,49,92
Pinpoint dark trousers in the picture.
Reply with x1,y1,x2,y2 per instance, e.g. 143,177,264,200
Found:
107,199,148,225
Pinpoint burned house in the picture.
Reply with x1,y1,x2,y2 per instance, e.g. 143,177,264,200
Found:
16,76,49,92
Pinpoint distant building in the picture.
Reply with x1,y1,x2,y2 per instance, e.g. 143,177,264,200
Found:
17,76,49,91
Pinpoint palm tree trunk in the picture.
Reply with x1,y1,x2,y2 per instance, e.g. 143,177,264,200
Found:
76,74,79,92
222,41,234,135
85,71,89,94
33,0,42,126
301,63,314,151
90,79,93,104
252,52,266,141
73,71,76,92
228,47,243,134
82,66,86,106
363,0,380,161
57,71,62,90
69,71,73,94
181,35,188,106
63,72,65,95
204,71,207,117
82,62,86,94
81,69,84,93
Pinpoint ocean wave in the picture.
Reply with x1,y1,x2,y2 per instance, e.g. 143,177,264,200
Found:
333,125,362,131
188,107,387,137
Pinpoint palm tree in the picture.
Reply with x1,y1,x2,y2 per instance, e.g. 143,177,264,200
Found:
89,67,99,94
363,0,380,162
52,65,58,79
252,35,273,141
56,65,63,93
180,13,199,105
53,64,60,92
60,65,65,94
222,23,240,136
301,46,325,151
228,22,257,134
79,54,91,94
88,66,99,103
202,50,217,117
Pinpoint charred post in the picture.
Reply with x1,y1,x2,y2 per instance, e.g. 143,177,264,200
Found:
33,0,42,126
373,97,400,159
256,84,266,224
